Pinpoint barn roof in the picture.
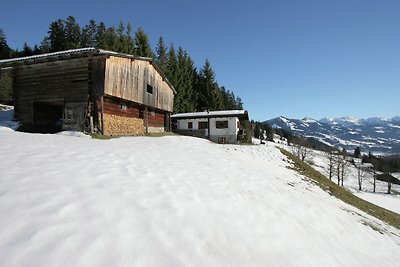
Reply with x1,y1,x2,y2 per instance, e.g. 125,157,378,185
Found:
0,47,176,94
171,110,249,120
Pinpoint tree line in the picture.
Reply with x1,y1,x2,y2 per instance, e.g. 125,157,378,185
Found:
0,16,244,112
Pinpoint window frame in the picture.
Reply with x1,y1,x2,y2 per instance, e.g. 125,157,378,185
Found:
215,120,229,129
198,121,208,129
146,84,154,94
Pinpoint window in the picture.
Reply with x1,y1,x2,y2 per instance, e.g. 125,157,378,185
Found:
188,122,193,129
198,121,208,129
216,120,228,129
120,103,127,110
147,84,153,94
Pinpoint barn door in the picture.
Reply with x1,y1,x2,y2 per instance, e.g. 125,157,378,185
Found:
32,99,64,133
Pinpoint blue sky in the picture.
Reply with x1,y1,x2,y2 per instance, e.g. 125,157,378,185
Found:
1,0,399,121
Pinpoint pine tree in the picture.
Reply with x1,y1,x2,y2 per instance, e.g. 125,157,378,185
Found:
48,19,67,52
95,22,107,49
155,36,168,74
166,45,180,112
81,19,97,47
117,21,126,52
0,71,13,104
104,26,119,51
134,27,154,58
22,42,33,56
39,37,51,53
0,28,12,59
197,59,222,111
175,47,196,112
124,22,135,55
235,96,243,109
64,16,81,49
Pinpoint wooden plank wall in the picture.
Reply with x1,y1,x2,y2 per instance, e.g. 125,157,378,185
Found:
104,56,174,112
102,97,141,118
148,110,165,128
14,58,90,126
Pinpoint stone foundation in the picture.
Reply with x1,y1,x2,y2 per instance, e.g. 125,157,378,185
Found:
103,113,145,136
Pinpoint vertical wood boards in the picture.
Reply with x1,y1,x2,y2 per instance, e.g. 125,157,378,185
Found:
13,58,90,127
104,56,174,112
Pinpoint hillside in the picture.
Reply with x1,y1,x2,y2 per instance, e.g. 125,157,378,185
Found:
266,116,400,154
1,117,400,266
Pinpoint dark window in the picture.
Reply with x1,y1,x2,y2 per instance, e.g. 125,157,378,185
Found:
147,84,153,94
216,120,228,129
198,121,208,129
120,103,127,110
188,122,193,129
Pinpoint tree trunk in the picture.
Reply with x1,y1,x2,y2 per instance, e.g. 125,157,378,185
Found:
373,169,376,193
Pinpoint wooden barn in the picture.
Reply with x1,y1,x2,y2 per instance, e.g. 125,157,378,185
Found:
0,48,176,135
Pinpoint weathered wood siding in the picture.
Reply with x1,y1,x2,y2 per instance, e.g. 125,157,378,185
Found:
102,97,141,118
104,56,174,112
148,110,165,128
13,58,90,129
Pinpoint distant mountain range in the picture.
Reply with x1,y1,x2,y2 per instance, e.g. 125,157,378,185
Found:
265,116,400,154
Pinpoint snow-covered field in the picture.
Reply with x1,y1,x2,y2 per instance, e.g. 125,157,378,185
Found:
311,150,400,214
1,118,400,266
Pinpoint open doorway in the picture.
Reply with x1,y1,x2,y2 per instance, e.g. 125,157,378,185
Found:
32,99,64,133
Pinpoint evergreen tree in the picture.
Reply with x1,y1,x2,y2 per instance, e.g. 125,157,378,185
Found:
197,59,222,111
104,26,119,51
116,21,126,52
0,28,12,59
21,42,33,56
155,36,168,74
33,45,41,55
124,22,135,55
134,27,154,58
64,16,81,49
175,47,196,112
39,36,51,53
81,19,97,47
48,19,67,52
0,71,13,104
166,45,180,112
235,96,243,109
95,22,107,49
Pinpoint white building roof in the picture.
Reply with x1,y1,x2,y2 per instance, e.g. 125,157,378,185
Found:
171,110,249,120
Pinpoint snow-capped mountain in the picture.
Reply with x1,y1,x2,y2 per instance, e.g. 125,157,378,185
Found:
265,116,400,154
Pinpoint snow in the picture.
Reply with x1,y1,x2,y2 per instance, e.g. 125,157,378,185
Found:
311,150,400,214
1,112,400,266
0,105,19,130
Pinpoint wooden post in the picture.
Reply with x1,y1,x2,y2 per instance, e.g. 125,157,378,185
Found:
207,117,211,139
90,116,94,133
100,96,104,134
145,107,148,134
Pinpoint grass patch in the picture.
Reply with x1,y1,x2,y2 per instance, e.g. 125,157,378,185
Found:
146,132,177,137
279,148,400,229
89,133,113,140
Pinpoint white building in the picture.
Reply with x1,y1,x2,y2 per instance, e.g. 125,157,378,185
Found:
171,110,249,144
